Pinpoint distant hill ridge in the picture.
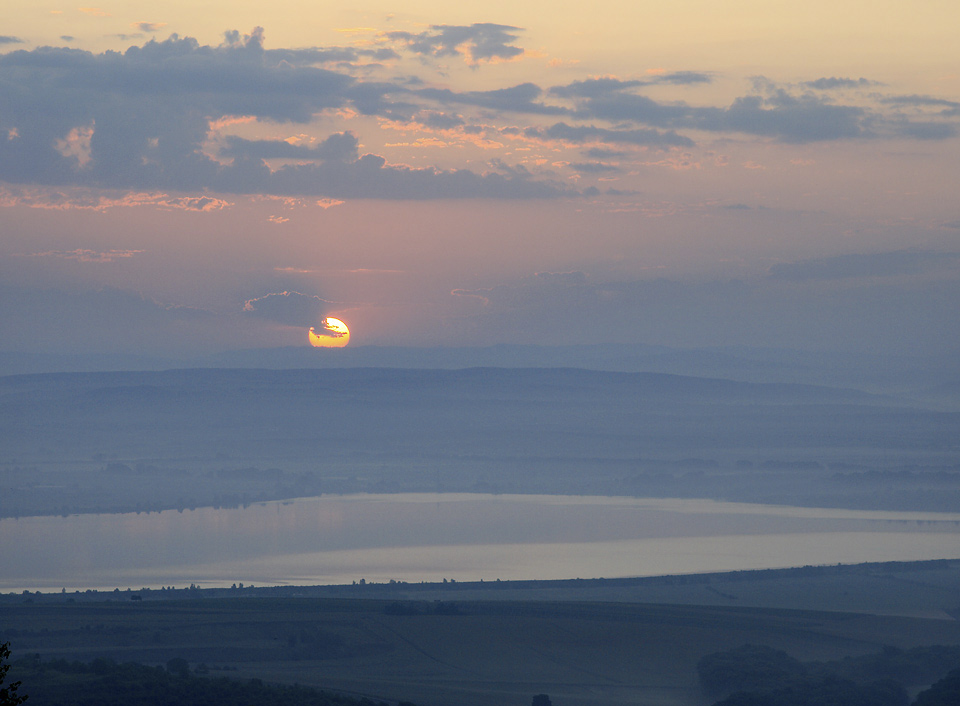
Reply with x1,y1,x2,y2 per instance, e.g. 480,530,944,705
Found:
2,365,958,517
0,366,876,405
1,342,956,396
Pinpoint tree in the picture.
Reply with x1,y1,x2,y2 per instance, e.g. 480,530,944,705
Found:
0,642,27,706
166,657,191,679
697,644,806,696
914,667,960,706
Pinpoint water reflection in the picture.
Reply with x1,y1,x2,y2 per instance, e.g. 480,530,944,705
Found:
2,493,959,592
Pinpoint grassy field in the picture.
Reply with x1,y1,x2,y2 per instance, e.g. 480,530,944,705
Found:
5,564,960,706
356,561,960,620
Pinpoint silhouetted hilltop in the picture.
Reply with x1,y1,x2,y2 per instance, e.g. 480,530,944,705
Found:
2,343,956,396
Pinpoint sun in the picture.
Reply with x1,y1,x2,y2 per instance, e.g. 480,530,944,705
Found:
308,317,350,348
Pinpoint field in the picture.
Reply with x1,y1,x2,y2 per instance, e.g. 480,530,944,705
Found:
4,561,960,706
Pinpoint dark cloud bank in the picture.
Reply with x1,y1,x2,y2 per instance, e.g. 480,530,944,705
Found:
242,291,335,327
0,29,956,199
0,29,572,199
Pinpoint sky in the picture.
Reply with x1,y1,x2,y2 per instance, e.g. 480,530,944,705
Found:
0,0,958,358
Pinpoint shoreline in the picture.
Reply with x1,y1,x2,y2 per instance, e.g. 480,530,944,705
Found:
5,557,957,606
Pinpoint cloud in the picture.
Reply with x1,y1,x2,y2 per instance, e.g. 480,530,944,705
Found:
417,83,569,115
0,36,24,45
523,122,694,148
15,249,144,263
265,45,400,67
220,131,360,162
583,147,628,158
880,94,960,108
385,23,525,65
162,195,231,211
0,31,575,199
0,30,357,191
564,85,869,143
569,161,620,173
0,30,955,203
803,77,877,90
767,250,960,281
133,22,168,33
708,92,868,142
892,121,957,140
413,110,465,129
878,94,960,118
550,78,958,144
0,186,232,211
54,123,94,167
242,291,335,326
209,145,577,199
551,77,648,99
655,71,712,85
551,73,711,100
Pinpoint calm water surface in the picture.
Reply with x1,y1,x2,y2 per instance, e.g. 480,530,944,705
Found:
2,493,959,592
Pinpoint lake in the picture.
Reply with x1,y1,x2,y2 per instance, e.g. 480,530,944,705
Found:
2,493,959,593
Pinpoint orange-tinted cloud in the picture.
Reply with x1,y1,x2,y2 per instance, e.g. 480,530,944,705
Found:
0,187,232,212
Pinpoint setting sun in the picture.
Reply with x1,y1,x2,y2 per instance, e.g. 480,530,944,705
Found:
308,317,350,348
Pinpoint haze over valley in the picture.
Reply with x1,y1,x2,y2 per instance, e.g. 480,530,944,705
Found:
2,361,958,521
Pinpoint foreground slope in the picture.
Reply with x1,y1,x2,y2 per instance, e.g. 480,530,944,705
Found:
4,568,960,706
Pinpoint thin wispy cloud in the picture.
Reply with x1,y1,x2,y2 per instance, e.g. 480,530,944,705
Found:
0,186,233,211
15,249,144,263
133,22,168,33
803,77,878,90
